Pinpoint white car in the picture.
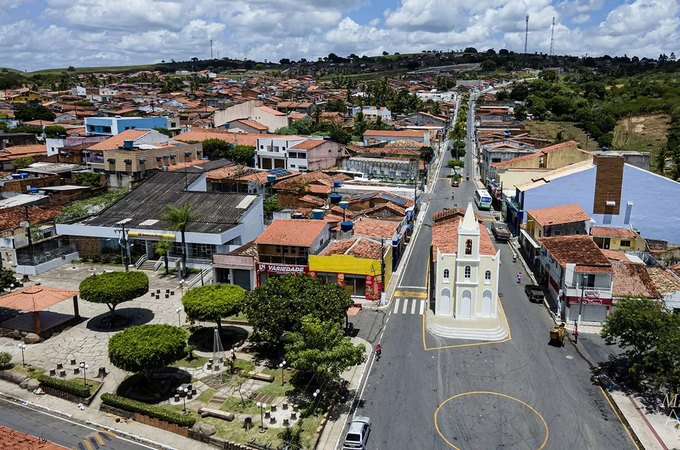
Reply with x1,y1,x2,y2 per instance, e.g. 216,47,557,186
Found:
343,416,372,449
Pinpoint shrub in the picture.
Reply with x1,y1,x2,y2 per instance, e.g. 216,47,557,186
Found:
101,393,196,427
0,352,13,369
37,374,91,397
108,324,187,374
80,271,149,318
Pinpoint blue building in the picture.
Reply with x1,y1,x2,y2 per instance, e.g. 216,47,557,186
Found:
84,116,171,136
508,156,680,244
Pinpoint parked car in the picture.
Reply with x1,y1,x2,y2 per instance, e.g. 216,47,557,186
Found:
451,179,460,187
343,416,372,450
525,284,545,303
491,222,511,241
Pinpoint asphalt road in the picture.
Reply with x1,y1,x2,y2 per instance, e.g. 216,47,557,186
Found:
0,398,156,450
347,96,635,449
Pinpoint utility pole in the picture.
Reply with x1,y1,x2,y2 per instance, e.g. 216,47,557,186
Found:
549,17,555,56
22,205,35,267
210,39,213,59
524,15,529,54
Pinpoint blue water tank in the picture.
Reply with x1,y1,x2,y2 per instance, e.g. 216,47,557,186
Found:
291,212,304,219
19,172,29,179
339,201,349,210
312,209,324,219
340,221,354,232
267,175,277,184
11,174,21,180
329,193,342,204
29,187,40,194
333,180,342,188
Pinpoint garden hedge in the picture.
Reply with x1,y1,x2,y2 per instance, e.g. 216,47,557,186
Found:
101,393,196,427
37,374,91,397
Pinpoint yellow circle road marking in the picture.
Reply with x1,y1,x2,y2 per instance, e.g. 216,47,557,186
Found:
434,391,550,450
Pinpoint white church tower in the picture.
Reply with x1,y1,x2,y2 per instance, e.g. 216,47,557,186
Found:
455,203,481,319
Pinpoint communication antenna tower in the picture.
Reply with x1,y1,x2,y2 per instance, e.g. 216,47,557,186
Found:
524,15,529,54
549,17,555,56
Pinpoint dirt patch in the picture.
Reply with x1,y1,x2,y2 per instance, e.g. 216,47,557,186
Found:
613,114,671,153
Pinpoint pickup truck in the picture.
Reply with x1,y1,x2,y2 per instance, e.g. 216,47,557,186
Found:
491,222,512,241
525,284,545,303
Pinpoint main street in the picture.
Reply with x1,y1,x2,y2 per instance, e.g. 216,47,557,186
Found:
346,94,636,449
0,397,158,450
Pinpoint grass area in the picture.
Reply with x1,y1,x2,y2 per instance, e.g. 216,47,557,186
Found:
11,364,45,379
256,367,296,397
194,387,216,404
170,355,209,369
203,397,323,449
55,188,129,223
27,64,158,75
523,120,599,150
612,114,670,153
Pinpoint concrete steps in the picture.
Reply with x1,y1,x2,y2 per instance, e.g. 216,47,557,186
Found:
425,311,509,341
138,259,159,271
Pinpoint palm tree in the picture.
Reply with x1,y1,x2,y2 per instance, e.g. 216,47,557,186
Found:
162,204,192,279
154,240,173,275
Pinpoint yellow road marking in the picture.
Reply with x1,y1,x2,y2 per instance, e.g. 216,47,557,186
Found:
598,386,642,450
394,290,428,299
81,439,94,450
93,433,105,445
422,295,512,351
434,391,549,450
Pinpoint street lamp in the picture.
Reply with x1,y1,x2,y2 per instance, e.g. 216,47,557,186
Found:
177,386,189,414
179,280,185,297
256,401,267,432
279,360,286,386
18,343,26,367
576,274,587,343
79,362,89,387
175,307,182,327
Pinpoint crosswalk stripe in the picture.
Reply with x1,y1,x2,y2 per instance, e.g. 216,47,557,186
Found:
420,299,426,315
393,298,400,314
410,300,417,314
402,299,409,314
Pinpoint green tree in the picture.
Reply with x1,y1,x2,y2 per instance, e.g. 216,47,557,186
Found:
79,271,149,320
284,315,364,383
43,125,67,138
154,240,173,275
201,138,231,159
514,104,527,121
419,146,435,165
11,157,34,170
244,274,353,345
73,172,101,187
601,297,672,379
227,145,255,166
0,268,16,292
14,104,56,122
162,204,192,279
181,284,245,333
108,324,186,377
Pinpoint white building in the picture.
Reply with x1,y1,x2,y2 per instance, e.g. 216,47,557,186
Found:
213,100,290,132
255,136,344,172
429,204,507,340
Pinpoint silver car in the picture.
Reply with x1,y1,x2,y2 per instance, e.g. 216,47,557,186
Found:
343,416,372,449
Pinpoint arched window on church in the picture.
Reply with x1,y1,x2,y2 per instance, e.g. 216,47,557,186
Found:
443,269,450,280
465,239,472,255
464,265,471,279
485,270,491,281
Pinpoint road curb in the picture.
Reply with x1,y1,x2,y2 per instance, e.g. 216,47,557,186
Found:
85,420,177,450
0,390,73,419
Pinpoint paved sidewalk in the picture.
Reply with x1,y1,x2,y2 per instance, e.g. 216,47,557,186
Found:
0,378,214,450
315,338,372,450
572,327,680,450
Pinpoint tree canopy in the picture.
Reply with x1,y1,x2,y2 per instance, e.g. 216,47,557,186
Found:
79,271,149,317
284,315,364,383
108,324,187,374
601,297,680,390
182,283,245,332
244,274,353,345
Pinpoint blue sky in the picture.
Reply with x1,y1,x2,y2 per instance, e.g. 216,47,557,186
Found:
1,0,678,71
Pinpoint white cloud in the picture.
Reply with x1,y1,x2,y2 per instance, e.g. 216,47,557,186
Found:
0,0,678,70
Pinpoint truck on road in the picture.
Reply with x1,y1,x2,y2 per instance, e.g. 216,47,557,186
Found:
491,222,512,241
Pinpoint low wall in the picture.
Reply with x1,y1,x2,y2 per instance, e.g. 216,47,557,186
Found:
100,403,189,437
15,252,79,275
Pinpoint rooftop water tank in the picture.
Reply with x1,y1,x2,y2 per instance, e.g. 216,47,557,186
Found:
339,201,349,210
123,140,134,149
340,221,354,232
312,209,324,220
267,175,277,184
333,180,342,188
291,212,304,219
329,193,342,204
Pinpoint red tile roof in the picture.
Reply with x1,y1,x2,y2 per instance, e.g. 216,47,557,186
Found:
88,129,148,151
254,219,328,247
431,212,496,258
540,235,611,271
290,139,326,150
0,425,66,449
363,129,425,138
611,261,660,298
491,140,581,168
320,237,385,260
0,145,46,160
590,226,637,239
175,130,266,147
527,203,590,226
0,205,64,231
352,218,399,239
